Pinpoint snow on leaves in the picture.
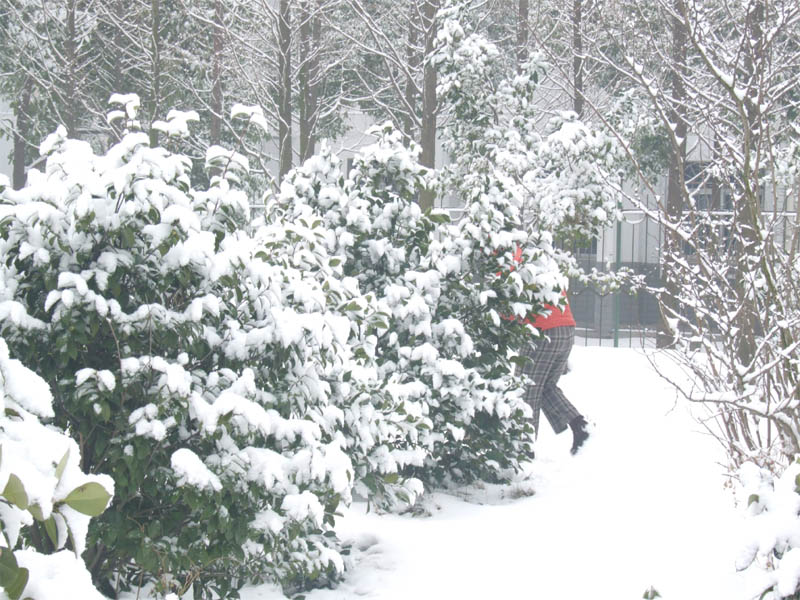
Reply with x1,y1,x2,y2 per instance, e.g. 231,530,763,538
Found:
735,461,800,599
0,338,113,599
277,122,537,496
0,47,622,591
0,114,361,595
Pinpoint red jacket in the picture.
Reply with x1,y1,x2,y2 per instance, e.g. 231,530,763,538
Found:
510,246,576,330
530,299,575,330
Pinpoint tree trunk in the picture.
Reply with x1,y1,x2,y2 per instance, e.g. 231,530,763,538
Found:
572,0,584,117
310,7,320,155
299,1,311,161
12,79,33,190
517,0,528,66
278,0,293,180
109,0,128,144
403,5,420,143
149,0,161,147
298,0,319,162
658,0,687,348
419,0,439,212
732,0,766,367
64,0,79,138
210,0,224,146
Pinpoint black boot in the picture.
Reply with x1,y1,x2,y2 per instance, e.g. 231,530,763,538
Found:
569,416,590,455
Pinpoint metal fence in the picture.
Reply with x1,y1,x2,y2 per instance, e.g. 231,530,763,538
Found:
567,210,663,348
439,207,668,348
568,208,799,348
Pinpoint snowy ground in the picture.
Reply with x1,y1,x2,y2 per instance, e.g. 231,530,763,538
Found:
237,346,754,600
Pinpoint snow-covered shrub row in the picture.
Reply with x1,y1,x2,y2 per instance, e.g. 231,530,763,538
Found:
0,114,363,597
0,337,113,600
736,461,800,599
0,8,627,589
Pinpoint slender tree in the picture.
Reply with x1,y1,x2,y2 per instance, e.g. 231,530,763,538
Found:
572,0,583,117
277,0,293,179
517,0,529,65
210,0,225,145
419,0,440,211
658,0,688,348
0,0,103,181
11,78,32,190
298,0,319,160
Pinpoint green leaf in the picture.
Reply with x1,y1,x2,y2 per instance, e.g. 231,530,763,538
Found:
55,449,69,483
0,547,18,573
98,402,111,423
0,548,29,600
748,494,760,507
63,482,112,517
44,517,58,547
383,473,399,484
8,568,29,600
3,474,29,510
121,227,135,248
28,504,44,522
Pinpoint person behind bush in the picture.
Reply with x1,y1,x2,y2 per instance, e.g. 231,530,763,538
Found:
511,248,590,454
520,292,590,454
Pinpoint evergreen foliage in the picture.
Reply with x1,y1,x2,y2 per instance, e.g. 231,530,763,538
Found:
431,0,620,445
0,6,632,597
279,121,538,491
0,103,355,597
0,337,113,600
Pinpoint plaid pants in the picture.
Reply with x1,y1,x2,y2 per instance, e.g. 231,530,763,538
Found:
519,326,580,435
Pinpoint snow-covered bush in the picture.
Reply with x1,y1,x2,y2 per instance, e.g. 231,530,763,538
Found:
607,88,670,183
0,105,358,597
735,460,800,599
525,111,622,241
272,139,434,511
432,3,621,433
433,13,561,379
0,337,113,600
412,5,624,478
279,121,536,493
434,2,620,269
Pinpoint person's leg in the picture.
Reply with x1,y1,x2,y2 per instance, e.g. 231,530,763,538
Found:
519,333,562,435
538,326,591,453
539,327,580,434
541,386,580,434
